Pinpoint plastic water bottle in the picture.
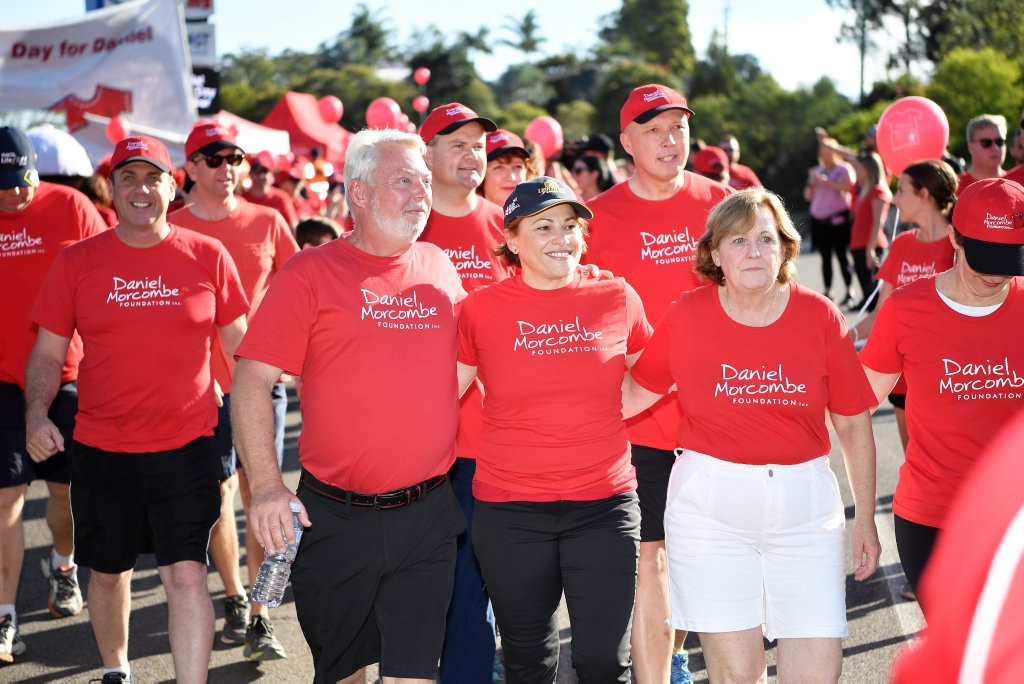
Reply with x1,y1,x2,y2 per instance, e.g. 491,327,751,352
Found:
251,501,304,607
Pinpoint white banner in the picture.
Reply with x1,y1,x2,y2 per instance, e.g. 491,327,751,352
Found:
1,0,197,165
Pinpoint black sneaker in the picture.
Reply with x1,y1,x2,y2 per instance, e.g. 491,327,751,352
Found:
221,595,250,645
88,672,132,683
0,613,25,664
40,553,83,618
243,615,287,661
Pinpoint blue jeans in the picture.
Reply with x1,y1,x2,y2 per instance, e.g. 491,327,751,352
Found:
440,458,497,683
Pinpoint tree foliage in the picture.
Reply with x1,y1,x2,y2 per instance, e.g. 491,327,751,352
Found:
599,0,696,76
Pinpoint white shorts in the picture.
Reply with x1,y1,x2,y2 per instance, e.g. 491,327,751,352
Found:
664,450,848,641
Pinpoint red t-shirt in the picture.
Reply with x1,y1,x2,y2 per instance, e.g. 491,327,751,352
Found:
850,185,891,250
458,272,650,501
631,283,875,464
0,182,107,387
873,229,955,395
728,162,762,189
419,198,515,460
582,174,732,450
30,226,249,452
890,411,1024,683
1004,165,1024,187
170,199,299,391
243,185,299,228
236,237,466,493
859,277,1024,528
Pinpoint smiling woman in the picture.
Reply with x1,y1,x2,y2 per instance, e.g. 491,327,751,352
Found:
455,175,651,682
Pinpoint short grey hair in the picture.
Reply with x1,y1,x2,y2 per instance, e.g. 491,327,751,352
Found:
344,129,426,186
966,114,1007,142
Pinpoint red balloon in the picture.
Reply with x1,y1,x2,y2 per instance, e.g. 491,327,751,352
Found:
318,95,343,124
365,97,402,129
105,115,131,143
876,96,949,178
412,95,430,113
413,67,431,86
524,116,564,160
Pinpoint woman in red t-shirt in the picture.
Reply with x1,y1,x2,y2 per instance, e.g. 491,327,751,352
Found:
622,188,879,683
457,176,650,683
853,159,958,450
849,151,891,311
860,177,1024,611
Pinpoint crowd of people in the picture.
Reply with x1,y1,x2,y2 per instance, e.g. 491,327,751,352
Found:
1,85,1023,684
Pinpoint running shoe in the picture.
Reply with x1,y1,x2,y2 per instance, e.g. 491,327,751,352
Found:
243,615,287,661
671,650,693,684
0,613,25,664
40,552,83,618
221,595,251,645
88,672,132,682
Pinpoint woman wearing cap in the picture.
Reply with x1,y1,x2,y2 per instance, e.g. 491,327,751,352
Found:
860,177,1024,610
569,153,615,201
478,129,535,206
622,188,880,683
457,176,650,683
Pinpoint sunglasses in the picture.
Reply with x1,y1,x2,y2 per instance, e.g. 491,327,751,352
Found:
195,153,245,168
972,137,1005,149
571,166,589,174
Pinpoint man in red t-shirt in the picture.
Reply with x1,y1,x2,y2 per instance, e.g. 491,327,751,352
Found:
416,101,507,683
0,126,108,662
719,134,763,190
583,84,732,684
24,135,249,683
231,129,466,684
242,152,299,228
171,122,299,660
957,114,1008,195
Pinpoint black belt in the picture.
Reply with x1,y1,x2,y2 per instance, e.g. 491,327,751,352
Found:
300,470,446,510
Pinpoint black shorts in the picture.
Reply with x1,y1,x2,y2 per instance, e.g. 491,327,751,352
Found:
0,381,77,487
632,444,676,542
888,392,907,410
70,435,222,573
293,474,465,683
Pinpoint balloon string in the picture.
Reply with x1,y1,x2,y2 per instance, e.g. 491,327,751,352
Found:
851,205,899,324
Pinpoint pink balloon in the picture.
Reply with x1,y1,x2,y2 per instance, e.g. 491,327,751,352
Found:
413,67,431,86
106,115,131,143
524,116,564,160
318,95,343,124
405,121,417,133
412,95,430,113
876,96,949,177
365,97,402,129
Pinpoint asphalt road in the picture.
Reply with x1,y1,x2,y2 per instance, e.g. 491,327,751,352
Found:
6,250,921,683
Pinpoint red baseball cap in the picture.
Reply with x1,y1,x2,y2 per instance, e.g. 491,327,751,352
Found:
692,146,729,176
952,177,1024,276
486,129,530,162
619,84,694,131
185,122,240,159
246,151,275,172
110,135,172,174
419,103,497,144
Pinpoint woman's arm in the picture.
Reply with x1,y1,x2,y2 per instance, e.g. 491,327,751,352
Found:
457,361,479,399
831,410,881,581
862,365,900,409
621,370,666,419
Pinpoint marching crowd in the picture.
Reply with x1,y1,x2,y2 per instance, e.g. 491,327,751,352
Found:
1,82,1024,684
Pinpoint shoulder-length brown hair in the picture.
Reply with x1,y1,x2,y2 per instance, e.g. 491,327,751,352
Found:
694,188,801,286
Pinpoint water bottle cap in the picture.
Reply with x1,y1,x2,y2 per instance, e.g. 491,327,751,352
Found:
289,501,302,514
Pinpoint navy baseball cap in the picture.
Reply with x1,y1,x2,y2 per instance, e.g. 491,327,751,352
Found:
503,176,593,228
0,126,39,189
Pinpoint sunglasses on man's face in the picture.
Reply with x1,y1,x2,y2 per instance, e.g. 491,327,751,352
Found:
196,153,244,168
972,137,1005,149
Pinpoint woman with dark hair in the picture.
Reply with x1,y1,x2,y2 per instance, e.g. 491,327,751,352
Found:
622,188,880,683
847,151,891,311
569,154,615,202
458,176,650,683
860,177,1024,609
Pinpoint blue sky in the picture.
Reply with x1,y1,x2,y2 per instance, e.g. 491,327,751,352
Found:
13,0,904,100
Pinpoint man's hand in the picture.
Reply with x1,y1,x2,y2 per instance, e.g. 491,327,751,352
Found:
26,415,64,463
578,263,615,280
248,482,311,555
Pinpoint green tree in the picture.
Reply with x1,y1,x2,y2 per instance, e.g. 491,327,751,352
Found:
405,26,493,111
314,4,395,69
599,0,696,76
926,47,1023,158
500,10,545,64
